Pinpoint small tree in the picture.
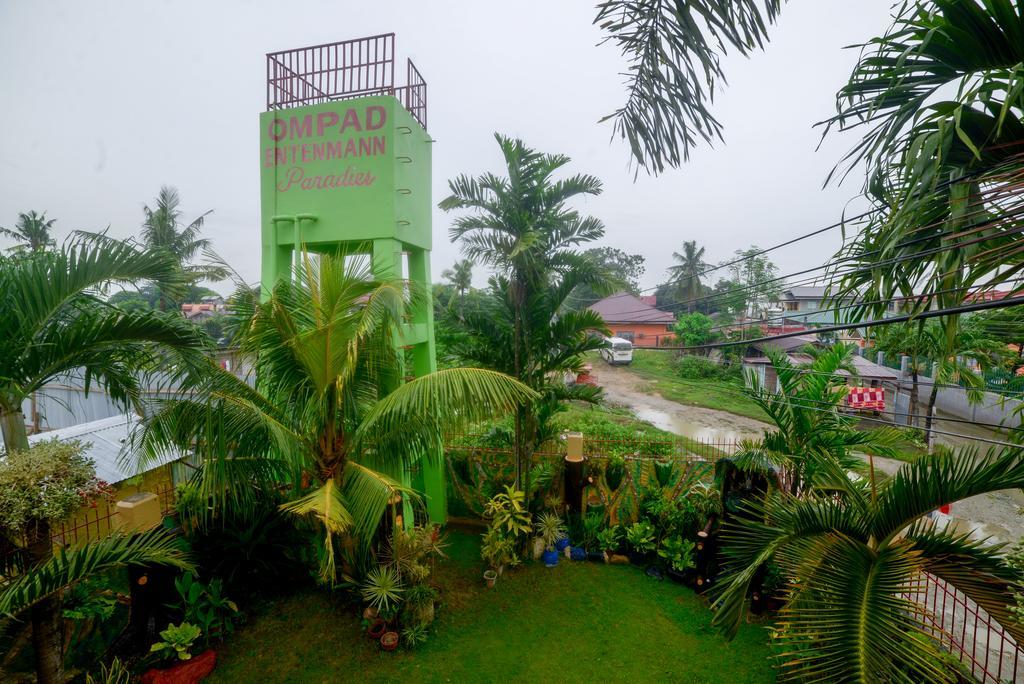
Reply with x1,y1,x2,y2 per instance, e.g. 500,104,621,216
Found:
0,441,189,683
673,312,714,349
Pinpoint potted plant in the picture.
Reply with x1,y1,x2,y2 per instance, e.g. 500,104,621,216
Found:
625,521,656,566
534,512,567,567
605,455,626,492
480,527,519,575
404,583,439,625
380,631,400,651
142,622,217,684
361,566,404,626
483,569,498,588
596,525,622,563
367,618,388,640
657,535,696,583
402,624,429,649
654,460,675,488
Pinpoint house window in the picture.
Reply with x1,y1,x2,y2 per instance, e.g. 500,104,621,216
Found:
615,331,634,342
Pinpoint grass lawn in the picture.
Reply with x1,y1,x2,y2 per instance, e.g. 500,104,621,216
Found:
625,351,768,422
210,529,775,683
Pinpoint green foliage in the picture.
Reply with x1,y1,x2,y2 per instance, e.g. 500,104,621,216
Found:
653,460,675,488
440,134,611,497
0,440,107,531
594,0,783,172
0,528,192,618
570,247,646,306
401,623,430,649
673,355,738,381
605,455,626,490
84,657,131,684
625,521,656,554
483,486,532,538
741,343,904,492
149,621,201,662
135,251,534,584
672,313,714,347
658,536,696,573
172,572,239,646
534,512,567,551
480,526,520,570
713,446,1024,682
384,525,447,585
596,525,622,553
360,566,404,616
0,210,56,253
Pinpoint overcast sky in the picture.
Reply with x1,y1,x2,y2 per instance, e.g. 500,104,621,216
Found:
0,0,897,294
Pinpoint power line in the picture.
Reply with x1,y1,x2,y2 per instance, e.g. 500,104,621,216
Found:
660,295,1024,352
658,353,1022,428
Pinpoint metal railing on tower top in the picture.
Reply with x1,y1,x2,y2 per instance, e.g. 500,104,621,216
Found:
265,33,427,130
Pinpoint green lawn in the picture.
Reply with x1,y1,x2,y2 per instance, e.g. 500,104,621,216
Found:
210,529,775,683
624,351,769,422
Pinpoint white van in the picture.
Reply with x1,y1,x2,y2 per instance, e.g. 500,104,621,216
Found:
600,336,634,365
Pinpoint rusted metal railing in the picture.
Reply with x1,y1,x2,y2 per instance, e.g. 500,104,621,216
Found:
266,33,427,130
905,571,1024,683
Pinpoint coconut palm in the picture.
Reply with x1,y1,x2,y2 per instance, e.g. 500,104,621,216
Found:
140,186,227,310
594,0,783,172
0,237,206,683
441,258,473,318
0,210,57,253
134,251,535,582
440,133,608,494
667,240,708,312
712,446,1024,682
736,343,902,493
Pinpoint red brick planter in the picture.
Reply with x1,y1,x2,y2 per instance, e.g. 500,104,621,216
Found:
142,649,216,684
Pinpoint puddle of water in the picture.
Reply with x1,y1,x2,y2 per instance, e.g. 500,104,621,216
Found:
633,406,753,443
946,516,1008,546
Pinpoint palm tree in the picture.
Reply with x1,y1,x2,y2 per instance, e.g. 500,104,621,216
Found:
134,251,535,582
594,0,783,172
737,343,901,494
447,270,609,504
140,186,227,310
439,133,608,495
712,446,1024,682
667,240,708,312
441,258,473,318
915,319,1008,451
0,210,57,253
0,237,207,683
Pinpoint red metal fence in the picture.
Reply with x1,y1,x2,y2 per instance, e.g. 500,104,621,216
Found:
266,33,428,130
905,571,1024,683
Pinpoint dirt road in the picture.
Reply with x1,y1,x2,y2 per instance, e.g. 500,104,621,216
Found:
597,361,1024,546
596,361,771,442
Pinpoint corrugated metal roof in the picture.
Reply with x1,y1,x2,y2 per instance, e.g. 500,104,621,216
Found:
589,292,676,324
27,414,180,484
782,286,828,299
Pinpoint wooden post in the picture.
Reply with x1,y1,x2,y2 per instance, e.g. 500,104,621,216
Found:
564,432,585,513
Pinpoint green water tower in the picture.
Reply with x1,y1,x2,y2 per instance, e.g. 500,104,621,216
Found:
259,34,444,523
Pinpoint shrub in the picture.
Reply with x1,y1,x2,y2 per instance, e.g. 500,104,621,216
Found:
673,355,739,381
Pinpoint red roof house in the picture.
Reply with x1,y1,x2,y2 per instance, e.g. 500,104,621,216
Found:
589,293,676,347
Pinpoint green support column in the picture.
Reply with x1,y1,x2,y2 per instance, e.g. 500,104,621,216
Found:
407,248,446,524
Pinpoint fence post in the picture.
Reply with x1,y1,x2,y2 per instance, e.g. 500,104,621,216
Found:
876,351,885,367
564,432,585,513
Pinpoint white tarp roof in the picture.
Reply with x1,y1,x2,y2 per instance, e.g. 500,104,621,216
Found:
27,414,179,484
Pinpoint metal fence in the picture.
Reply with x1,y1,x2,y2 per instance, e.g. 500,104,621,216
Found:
266,33,428,130
905,571,1024,683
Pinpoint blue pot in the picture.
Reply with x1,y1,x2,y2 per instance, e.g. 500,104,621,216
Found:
570,546,587,561
554,537,570,552
541,549,560,567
